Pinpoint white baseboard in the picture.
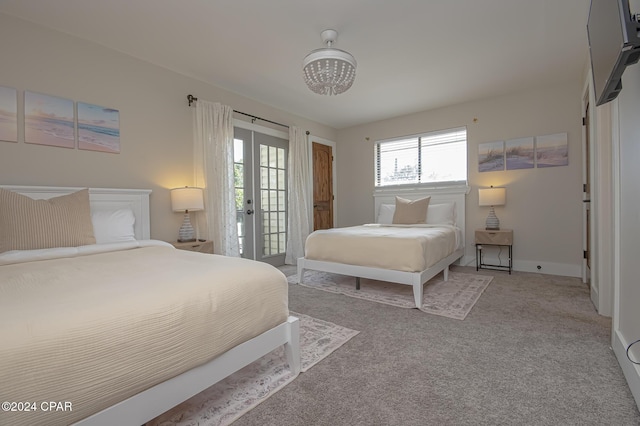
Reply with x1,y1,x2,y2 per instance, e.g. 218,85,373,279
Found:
462,252,581,278
613,329,640,410
458,254,476,268
513,260,581,277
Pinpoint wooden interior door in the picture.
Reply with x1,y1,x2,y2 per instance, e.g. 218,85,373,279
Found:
312,142,333,230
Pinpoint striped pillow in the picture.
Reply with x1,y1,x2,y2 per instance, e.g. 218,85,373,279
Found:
0,188,96,253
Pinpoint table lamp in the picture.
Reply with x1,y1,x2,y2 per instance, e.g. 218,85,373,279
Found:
478,186,506,230
171,186,204,242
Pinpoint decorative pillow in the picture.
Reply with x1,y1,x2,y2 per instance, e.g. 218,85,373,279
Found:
426,202,457,226
91,209,136,244
376,204,395,224
392,196,430,225
0,188,96,253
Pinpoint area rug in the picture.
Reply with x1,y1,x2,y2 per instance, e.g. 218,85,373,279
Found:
147,312,358,426
289,271,493,320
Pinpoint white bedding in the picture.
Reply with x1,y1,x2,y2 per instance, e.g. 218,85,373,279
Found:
0,241,288,426
304,224,460,273
0,239,174,265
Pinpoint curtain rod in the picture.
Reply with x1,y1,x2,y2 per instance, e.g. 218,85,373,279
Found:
187,94,289,129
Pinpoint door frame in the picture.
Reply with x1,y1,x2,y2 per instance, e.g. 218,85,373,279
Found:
308,135,337,228
581,79,592,286
234,119,288,142
583,69,614,317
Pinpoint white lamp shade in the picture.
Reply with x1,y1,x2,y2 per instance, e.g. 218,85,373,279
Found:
171,187,204,212
478,187,506,207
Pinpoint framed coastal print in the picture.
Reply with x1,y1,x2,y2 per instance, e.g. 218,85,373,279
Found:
77,102,120,153
24,91,75,148
506,137,534,170
536,132,568,168
0,86,17,143
478,141,504,172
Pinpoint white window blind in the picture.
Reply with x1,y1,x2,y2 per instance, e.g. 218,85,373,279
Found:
375,127,467,187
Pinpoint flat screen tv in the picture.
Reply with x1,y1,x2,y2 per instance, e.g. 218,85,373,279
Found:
587,0,640,106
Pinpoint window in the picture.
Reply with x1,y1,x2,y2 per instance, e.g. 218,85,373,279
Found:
375,126,467,188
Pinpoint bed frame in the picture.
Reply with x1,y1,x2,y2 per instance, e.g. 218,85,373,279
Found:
297,187,468,308
1,185,301,426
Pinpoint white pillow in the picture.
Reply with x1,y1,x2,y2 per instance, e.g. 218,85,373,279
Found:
377,204,395,224
426,202,456,226
91,209,136,244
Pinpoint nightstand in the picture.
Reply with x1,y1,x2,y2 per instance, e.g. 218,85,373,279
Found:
171,240,214,254
475,229,513,274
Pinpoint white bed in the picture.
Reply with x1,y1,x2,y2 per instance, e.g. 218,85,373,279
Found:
0,185,300,426
297,188,467,308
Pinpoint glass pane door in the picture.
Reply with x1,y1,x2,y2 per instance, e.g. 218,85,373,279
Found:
233,127,288,266
234,128,253,258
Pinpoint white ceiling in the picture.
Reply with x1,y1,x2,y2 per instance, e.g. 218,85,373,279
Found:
0,0,591,129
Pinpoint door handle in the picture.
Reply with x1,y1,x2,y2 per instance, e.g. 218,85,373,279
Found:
313,204,318,208
246,209,254,215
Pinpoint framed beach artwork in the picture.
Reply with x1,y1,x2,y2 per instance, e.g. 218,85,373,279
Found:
24,91,75,148
536,132,568,168
0,86,18,143
478,141,504,172
77,102,120,153
506,137,534,170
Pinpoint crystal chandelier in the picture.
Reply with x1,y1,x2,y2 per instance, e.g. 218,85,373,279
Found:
303,29,357,96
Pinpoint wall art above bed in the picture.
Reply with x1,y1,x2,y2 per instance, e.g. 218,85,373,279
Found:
535,132,569,168
24,90,75,149
478,140,504,172
479,132,567,172
77,101,120,153
0,85,120,153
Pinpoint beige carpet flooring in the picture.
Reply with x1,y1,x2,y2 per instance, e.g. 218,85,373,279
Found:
231,265,640,426
147,312,358,425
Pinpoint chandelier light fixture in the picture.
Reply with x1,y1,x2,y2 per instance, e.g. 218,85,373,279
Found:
303,29,357,96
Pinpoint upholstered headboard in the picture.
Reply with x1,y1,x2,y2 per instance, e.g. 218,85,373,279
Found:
372,186,468,247
0,185,152,240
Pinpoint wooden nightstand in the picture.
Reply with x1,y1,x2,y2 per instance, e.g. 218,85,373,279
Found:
171,240,214,254
475,229,513,274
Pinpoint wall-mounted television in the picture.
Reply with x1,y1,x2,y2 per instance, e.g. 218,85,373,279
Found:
587,0,640,106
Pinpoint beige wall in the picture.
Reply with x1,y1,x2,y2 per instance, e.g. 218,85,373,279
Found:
0,13,584,275
336,81,584,276
0,14,336,242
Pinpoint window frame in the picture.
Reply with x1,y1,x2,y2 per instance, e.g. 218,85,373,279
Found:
374,126,468,191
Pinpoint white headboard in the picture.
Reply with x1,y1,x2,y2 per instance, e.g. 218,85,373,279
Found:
0,185,152,240
373,186,469,247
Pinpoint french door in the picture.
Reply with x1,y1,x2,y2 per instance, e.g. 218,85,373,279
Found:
234,126,288,266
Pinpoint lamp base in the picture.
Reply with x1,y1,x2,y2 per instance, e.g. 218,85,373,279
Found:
485,207,500,230
177,212,196,242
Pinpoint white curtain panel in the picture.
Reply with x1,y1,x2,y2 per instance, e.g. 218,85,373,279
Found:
193,101,240,257
285,126,312,264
